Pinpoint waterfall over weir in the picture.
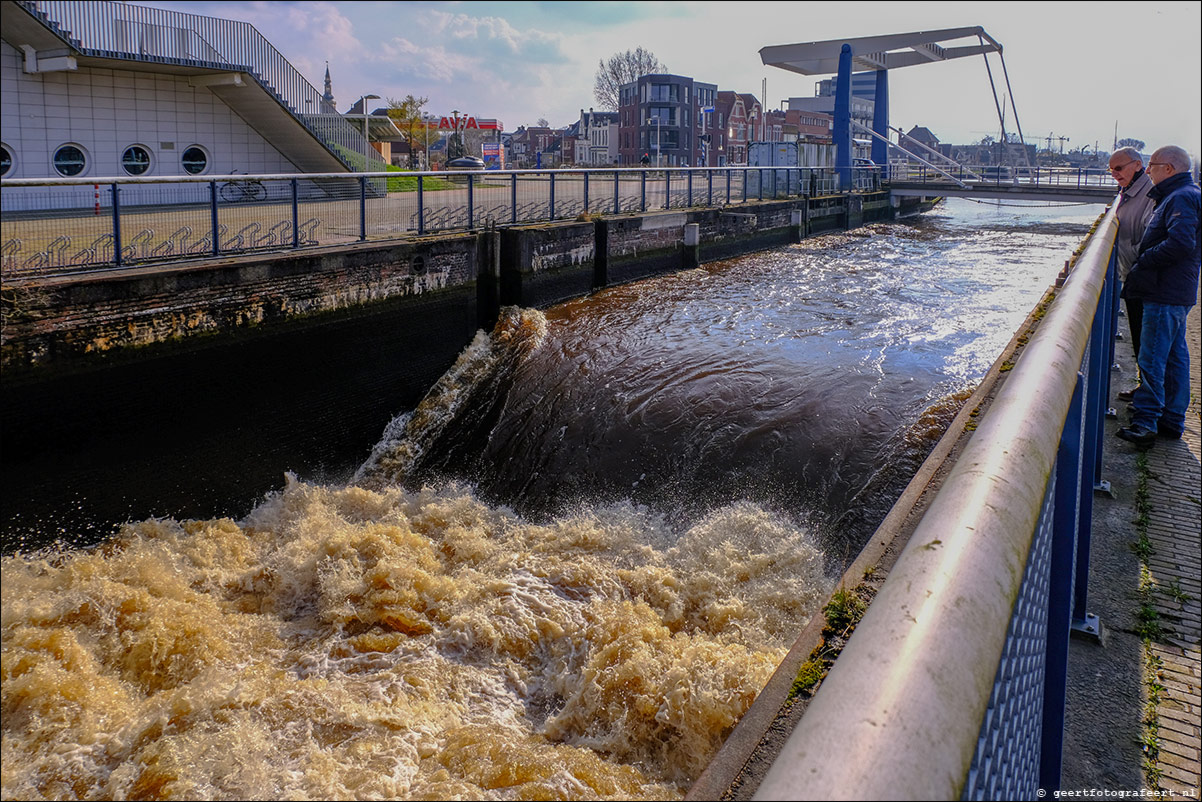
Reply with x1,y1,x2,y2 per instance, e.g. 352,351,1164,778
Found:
1,199,1101,800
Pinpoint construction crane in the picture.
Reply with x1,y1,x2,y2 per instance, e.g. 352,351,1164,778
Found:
1057,135,1070,154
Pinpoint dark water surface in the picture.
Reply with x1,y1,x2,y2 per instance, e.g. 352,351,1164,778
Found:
378,198,1104,559
1,198,1104,800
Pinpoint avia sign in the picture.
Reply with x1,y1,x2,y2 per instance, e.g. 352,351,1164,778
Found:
431,116,503,131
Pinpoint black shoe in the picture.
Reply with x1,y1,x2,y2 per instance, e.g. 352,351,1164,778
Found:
1117,388,1136,402
1158,428,1183,440
1116,424,1157,447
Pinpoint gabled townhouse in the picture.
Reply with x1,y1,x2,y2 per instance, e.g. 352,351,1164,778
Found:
505,126,557,168
573,108,618,166
714,91,762,166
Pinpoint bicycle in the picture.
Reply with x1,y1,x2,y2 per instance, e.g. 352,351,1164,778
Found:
219,171,267,203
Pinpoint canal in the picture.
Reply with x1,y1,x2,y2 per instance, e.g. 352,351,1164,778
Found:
0,197,1104,800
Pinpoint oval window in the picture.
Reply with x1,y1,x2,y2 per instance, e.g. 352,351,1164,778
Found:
122,145,152,175
181,145,208,175
53,144,87,176
0,144,12,176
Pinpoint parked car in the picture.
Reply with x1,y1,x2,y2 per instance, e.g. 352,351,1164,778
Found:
445,156,485,170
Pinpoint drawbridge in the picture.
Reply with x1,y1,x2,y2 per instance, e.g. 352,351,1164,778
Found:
762,26,1116,204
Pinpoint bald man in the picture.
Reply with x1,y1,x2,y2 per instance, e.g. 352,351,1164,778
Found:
1116,145,1201,448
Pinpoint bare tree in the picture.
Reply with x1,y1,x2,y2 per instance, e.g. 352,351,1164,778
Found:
1117,137,1146,152
593,46,667,111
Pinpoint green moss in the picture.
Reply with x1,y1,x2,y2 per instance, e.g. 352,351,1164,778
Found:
823,586,867,636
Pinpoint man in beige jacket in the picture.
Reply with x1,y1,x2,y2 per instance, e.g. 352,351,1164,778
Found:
1108,146,1156,399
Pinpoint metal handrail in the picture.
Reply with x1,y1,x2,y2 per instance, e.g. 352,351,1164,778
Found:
0,165,865,187
754,205,1119,799
1,166,879,274
894,163,1115,190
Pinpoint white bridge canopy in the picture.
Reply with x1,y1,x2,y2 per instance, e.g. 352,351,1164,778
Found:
759,25,1001,74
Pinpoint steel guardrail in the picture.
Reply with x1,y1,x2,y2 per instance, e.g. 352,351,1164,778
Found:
0,166,884,276
753,201,1120,799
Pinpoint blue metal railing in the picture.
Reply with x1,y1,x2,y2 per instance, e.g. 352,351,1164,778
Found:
0,165,883,276
752,203,1120,799
21,0,384,173
893,162,1116,191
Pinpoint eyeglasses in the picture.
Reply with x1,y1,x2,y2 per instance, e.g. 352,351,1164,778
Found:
1109,161,1135,173
1148,162,1169,168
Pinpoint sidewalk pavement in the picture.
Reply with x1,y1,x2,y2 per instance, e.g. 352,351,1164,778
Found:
1061,300,1201,798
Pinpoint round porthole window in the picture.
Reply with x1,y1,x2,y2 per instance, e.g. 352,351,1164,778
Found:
122,144,152,175
0,144,12,176
53,144,87,176
181,145,208,175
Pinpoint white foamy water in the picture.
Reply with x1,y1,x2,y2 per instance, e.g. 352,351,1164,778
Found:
2,476,830,800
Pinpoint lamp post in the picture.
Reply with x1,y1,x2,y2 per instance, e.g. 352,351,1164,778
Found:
421,113,432,170
647,115,661,168
359,93,380,171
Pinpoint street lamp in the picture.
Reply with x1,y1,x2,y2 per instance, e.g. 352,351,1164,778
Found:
359,93,380,172
647,115,661,168
421,113,433,170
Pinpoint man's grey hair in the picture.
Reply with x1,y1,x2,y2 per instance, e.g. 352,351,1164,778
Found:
1111,146,1143,164
1152,145,1192,173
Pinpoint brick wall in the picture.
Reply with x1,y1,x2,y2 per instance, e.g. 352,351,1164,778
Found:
2,235,479,375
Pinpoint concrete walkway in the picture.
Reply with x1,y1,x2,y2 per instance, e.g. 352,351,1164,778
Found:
1062,299,1200,798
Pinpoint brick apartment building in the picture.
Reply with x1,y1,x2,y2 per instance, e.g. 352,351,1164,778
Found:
617,74,717,167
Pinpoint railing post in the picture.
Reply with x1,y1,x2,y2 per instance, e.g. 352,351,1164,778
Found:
1071,273,1112,638
613,171,619,215
687,170,693,207
110,182,122,267
640,170,647,212
291,178,299,248
359,176,367,241
1109,247,1123,377
1094,252,1118,492
511,173,518,225
209,180,219,257
418,176,425,235
663,169,670,210
726,170,732,205
548,172,554,221
583,171,589,216
1042,371,1085,792
468,174,475,227
707,169,713,206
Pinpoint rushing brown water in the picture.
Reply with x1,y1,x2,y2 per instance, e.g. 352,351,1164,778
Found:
1,199,1101,800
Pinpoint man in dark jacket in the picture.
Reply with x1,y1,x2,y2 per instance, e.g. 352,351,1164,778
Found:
1116,145,1201,448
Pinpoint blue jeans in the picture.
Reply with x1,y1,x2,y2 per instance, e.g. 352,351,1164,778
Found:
1131,302,1192,434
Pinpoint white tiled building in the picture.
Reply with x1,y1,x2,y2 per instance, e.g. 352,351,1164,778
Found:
0,0,377,199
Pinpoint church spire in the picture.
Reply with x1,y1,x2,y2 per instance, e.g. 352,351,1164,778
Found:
322,61,335,109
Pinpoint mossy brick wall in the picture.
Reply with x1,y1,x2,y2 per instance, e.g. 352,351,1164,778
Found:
1,235,479,377
499,221,597,310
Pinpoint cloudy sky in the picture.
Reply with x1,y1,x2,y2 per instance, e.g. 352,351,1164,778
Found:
143,0,1200,154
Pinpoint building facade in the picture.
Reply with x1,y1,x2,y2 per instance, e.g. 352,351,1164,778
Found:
618,73,715,167
713,91,762,166
573,108,618,166
1,0,378,207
